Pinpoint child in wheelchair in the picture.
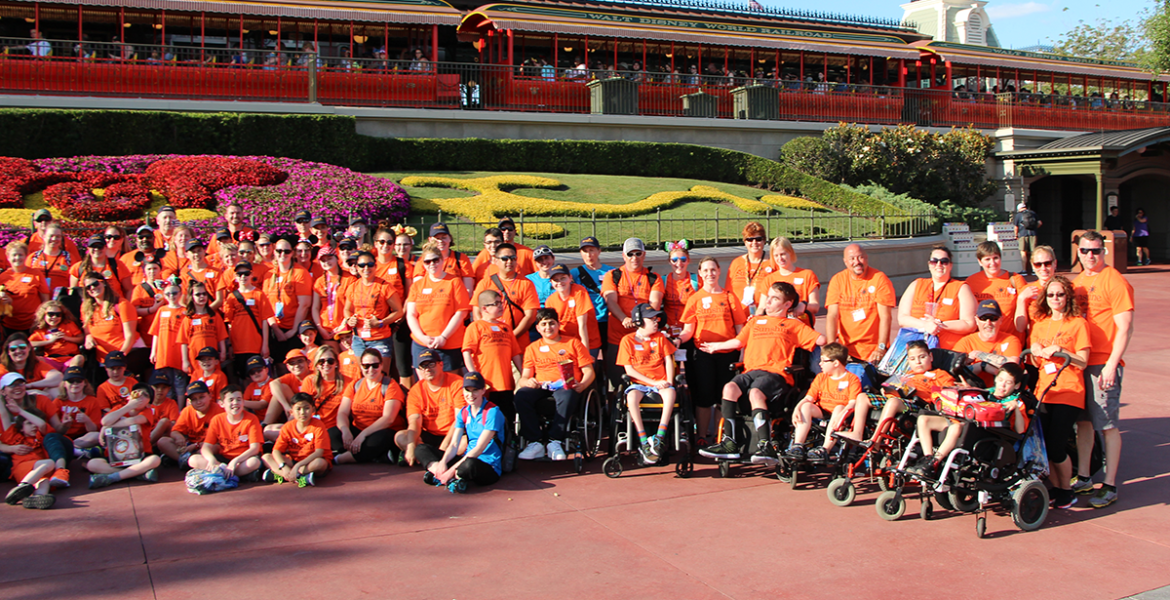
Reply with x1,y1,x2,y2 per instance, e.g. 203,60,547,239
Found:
787,343,865,461
853,340,956,446
616,303,677,464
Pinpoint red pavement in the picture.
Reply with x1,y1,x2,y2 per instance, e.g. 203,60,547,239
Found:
4,267,1170,600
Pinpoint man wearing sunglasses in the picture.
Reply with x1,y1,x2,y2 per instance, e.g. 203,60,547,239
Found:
497,217,536,274
472,243,538,348
1071,230,1135,509
121,225,171,287
601,238,664,396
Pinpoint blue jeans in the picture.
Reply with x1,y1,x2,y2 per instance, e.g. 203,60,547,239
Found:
43,433,74,464
154,367,190,401
410,342,464,373
352,336,394,361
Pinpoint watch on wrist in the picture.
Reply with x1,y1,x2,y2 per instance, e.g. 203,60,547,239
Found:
877,343,888,351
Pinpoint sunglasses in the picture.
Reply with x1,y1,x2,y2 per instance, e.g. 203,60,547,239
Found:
1046,292,1067,298
193,293,209,298
85,281,104,291
104,234,122,240
497,255,517,262
8,343,28,351
744,236,766,243
46,312,62,318
1032,260,1054,268
375,239,392,245
317,358,337,366
295,218,310,224
928,258,952,265
500,226,516,232
670,257,688,263
275,248,292,254
357,262,376,269
626,251,643,257
1078,247,1104,255
361,363,381,370
236,271,252,277
164,291,180,297
423,257,442,265
977,315,998,322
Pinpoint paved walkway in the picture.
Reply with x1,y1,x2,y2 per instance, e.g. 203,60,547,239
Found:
4,266,1169,600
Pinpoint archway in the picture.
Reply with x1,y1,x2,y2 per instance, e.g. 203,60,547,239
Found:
1119,173,1170,262
1028,174,1090,267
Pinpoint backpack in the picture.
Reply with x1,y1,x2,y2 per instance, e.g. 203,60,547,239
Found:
1019,210,1038,231
610,267,658,289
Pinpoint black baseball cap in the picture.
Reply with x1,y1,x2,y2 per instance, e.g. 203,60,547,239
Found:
186,380,210,397
196,346,219,361
579,236,600,249
102,351,127,368
246,355,267,373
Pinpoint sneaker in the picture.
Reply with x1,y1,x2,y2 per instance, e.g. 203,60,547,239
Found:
296,473,315,488
1089,485,1118,509
649,435,665,458
518,441,546,461
261,469,285,484
240,470,262,483
806,446,829,462
50,469,70,488
81,446,104,460
547,440,567,461
1052,488,1078,510
423,471,443,487
639,441,658,464
136,469,159,483
1070,475,1095,495
22,494,55,510
751,442,779,465
88,473,116,490
905,455,933,476
699,438,741,460
178,452,192,470
786,445,807,460
447,478,468,494
5,482,35,505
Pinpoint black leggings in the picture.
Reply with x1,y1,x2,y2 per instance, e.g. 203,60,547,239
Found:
328,426,397,463
689,350,738,409
1040,403,1080,464
413,445,500,487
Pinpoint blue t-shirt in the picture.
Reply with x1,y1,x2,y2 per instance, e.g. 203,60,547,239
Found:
527,272,555,307
572,264,616,321
458,402,506,475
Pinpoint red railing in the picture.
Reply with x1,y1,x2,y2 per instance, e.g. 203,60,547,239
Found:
2,39,1169,132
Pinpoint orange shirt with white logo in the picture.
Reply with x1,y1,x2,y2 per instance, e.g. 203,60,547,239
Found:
204,412,264,459
825,267,897,360
462,319,522,392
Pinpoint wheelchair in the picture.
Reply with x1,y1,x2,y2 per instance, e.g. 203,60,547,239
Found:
505,379,605,475
602,370,695,479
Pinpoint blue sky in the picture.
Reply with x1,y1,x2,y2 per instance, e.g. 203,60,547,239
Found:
759,0,1154,50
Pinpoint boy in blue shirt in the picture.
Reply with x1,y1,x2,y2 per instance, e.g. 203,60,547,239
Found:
419,372,506,493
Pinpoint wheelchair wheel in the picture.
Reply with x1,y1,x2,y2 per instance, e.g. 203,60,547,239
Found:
775,459,794,483
574,454,583,474
976,515,987,538
1011,480,1049,532
948,488,980,513
934,491,955,511
876,455,896,491
876,490,906,521
920,499,934,521
581,387,603,460
602,456,622,479
675,459,693,478
789,466,800,490
718,461,730,478
826,477,856,507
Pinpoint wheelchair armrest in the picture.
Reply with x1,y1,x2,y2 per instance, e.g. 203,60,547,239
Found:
730,362,744,373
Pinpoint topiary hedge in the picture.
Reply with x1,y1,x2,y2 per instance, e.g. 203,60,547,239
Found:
0,109,904,214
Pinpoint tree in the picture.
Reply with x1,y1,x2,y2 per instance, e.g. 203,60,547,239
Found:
1051,17,1147,63
1143,1,1170,74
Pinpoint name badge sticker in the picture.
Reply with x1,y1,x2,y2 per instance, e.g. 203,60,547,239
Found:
942,298,954,306
851,308,866,322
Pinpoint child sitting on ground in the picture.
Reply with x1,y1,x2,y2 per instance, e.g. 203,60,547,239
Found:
907,363,1029,478
156,381,224,469
189,347,229,401
261,393,332,487
419,372,506,493
87,386,164,489
616,303,678,464
787,343,865,461
188,385,264,483
96,351,137,412
853,340,956,445
2,399,58,509
145,372,180,446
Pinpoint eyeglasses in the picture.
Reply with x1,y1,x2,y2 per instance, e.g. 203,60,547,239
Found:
104,234,122,240
317,358,337,366
670,257,688,263
357,262,376,269
928,258,952,265
977,315,998,322
236,271,252,277
1032,260,1054,268
497,255,517,262
1079,247,1104,256
193,292,209,298
418,361,438,369
46,312,61,318
1046,292,1067,298
8,343,28,351
85,281,103,291
361,363,381,370
275,248,292,254
164,291,180,297
375,239,392,245
744,236,766,243
423,257,442,265
626,251,643,257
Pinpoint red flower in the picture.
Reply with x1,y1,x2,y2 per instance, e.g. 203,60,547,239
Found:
146,157,287,209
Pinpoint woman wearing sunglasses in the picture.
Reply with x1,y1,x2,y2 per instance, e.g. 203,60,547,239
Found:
299,345,352,430
81,273,142,373
71,234,130,299
332,349,406,464
726,222,774,313
897,245,976,349
0,332,63,395
1015,245,1058,336
29,302,83,372
344,251,403,375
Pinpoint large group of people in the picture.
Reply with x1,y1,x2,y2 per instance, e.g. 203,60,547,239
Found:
0,210,1134,513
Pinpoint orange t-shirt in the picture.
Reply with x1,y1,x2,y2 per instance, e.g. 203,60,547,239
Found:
85,299,139,360
726,254,775,310
756,267,820,308
129,280,164,342
663,272,699,330
263,264,314,330
807,370,864,412
300,374,352,429
191,369,229,402
412,251,475,281
1030,316,1091,408
180,265,221,300
145,398,180,430
544,284,600,349
29,321,83,359
681,289,747,348
313,272,354,333
0,269,50,330
345,377,407,431
473,248,535,282
178,311,228,366
97,376,138,412
953,331,1024,387
735,315,821,383
25,248,76,295
616,331,677,382
222,288,275,355
243,377,274,417
825,267,897,360
471,275,539,347
148,306,186,370
204,412,264,459
68,261,125,299
523,336,594,384
908,278,967,349
2,425,47,477
338,350,362,382
53,394,104,438
120,249,173,287
1073,267,1135,366
600,267,666,345
406,371,464,436
345,277,400,342
462,319,522,392
406,273,471,350
26,231,81,260
274,418,332,463
172,403,226,444
965,269,1028,339
902,369,957,403
375,257,411,300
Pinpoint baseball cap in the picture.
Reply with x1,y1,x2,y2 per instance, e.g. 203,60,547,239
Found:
214,228,232,241
298,320,316,335
623,238,646,255
294,210,312,223
310,216,329,229
284,349,307,363
102,351,127,368
349,215,367,226
579,236,600,249
463,372,486,389
498,217,516,229
245,355,267,373
86,234,105,249
337,237,357,250
417,349,441,365
549,264,571,278
32,208,52,222
533,245,554,259
234,261,253,274
157,205,176,215
0,372,26,388
633,303,663,323
429,222,451,237
185,380,210,397
63,366,86,382
1017,203,1027,211
976,299,1003,320
185,239,206,252
196,346,219,361
147,371,171,387
136,224,154,235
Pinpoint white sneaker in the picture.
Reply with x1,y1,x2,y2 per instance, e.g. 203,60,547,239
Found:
518,442,546,460
547,440,567,461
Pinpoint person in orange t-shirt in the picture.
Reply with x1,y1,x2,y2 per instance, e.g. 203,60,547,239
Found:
411,223,475,293
825,244,896,363
406,242,471,373
263,238,314,360
601,238,665,390
755,237,820,324
496,217,537,276
344,251,404,372
261,393,332,486
129,258,167,345
144,371,180,445
263,350,311,429
788,343,865,461
545,265,599,354
897,245,976,350
29,301,84,371
311,247,353,342
178,281,229,370
189,347,229,402
662,244,699,336
298,346,351,430
698,281,824,463
0,242,51,332
396,349,464,466
514,309,596,462
333,349,406,464
148,282,189,402
25,224,76,298
1,399,58,508
953,299,1022,388
1013,245,1058,340
95,351,138,413
725,222,775,315
470,243,539,350
222,261,274,379
855,340,956,447
70,234,129,299
157,380,225,467
188,385,264,481
965,241,1028,341
80,272,140,367
85,387,164,490
616,304,678,463
462,290,523,421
